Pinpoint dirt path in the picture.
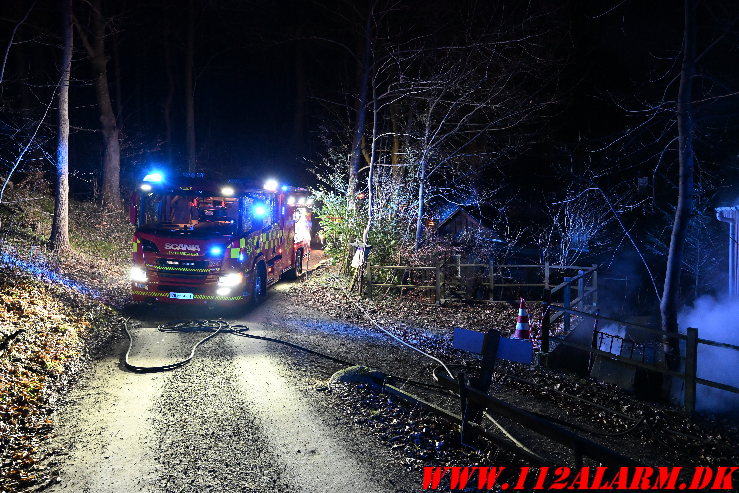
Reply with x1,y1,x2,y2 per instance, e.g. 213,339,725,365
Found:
44,282,420,493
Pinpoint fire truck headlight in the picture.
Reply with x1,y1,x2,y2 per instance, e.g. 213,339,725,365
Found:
287,196,296,206
263,179,278,192
218,272,243,287
130,266,148,283
216,287,232,296
221,186,235,196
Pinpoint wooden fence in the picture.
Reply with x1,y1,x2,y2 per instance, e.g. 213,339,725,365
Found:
540,305,739,414
364,259,598,310
363,260,739,414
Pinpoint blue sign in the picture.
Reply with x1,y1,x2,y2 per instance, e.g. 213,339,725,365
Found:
453,328,533,364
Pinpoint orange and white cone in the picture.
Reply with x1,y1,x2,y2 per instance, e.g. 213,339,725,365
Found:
513,298,530,339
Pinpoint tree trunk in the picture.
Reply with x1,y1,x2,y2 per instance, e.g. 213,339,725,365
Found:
185,0,196,171
112,30,123,122
347,11,372,210
50,0,72,253
77,0,121,210
660,0,696,369
414,158,427,250
362,78,378,245
163,29,174,163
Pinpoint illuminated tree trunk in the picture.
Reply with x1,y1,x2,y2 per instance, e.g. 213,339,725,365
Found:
50,0,72,252
414,158,427,250
660,0,696,369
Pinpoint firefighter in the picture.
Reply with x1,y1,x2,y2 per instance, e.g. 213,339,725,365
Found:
170,195,198,225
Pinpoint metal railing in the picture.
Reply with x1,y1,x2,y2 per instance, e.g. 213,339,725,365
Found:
540,304,739,414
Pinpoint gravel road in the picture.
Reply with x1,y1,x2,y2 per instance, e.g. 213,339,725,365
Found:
44,280,427,493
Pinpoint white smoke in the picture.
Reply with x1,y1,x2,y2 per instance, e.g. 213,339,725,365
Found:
679,296,739,414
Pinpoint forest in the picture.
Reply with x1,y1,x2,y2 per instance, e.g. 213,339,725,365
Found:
2,0,739,353
3,1,739,490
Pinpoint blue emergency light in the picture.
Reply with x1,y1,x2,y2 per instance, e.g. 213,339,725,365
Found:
143,172,164,183
253,204,267,217
209,246,224,256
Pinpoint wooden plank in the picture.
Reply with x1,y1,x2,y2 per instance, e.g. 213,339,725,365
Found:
435,265,442,303
382,384,547,465
488,260,495,301
486,283,546,288
695,377,739,395
592,264,599,306
684,327,698,414
434,374,639,466
550,280,569,294
372,265,436,270
563,277,571,334
696,338,739,351
496,264,545,268
370,284,435,289
551,338,683,378
550,306,683,339
549,265,596,271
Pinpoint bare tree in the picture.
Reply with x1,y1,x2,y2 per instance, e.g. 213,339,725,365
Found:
313,2,560,262
660,0,696,368
348,7,373,212
49,0,73,252
399,34,556,249
0,0,37,86
75,0,121,210
539,189,615,266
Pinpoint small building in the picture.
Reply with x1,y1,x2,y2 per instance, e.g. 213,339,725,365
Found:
435,205,502,245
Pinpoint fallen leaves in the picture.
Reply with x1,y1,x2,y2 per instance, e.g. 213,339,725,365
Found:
0,249,125,492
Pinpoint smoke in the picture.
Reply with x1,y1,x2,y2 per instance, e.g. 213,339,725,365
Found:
679,296,739,414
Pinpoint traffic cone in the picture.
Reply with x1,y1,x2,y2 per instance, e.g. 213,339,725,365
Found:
513,298,530,339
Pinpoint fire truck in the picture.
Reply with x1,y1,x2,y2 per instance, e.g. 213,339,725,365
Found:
128,172,312,306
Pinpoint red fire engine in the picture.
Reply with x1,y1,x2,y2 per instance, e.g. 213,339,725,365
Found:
128,172,312,305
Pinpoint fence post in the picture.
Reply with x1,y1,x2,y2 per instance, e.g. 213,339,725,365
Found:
684,327,698,415
544,262,550,291
435,264,442,304
488,259,495,301
366,262,373,299
577,270,584,310
541,299,550,366
563,276,571,333
592,264,598,307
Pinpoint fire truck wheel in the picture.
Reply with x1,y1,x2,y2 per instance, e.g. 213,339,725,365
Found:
281,249,303,281
295,249,304,276
252,262,267,305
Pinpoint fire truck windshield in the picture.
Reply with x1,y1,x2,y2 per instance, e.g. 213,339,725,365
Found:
138,192,241,237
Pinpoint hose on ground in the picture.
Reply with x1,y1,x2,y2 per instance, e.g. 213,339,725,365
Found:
123,319,229,373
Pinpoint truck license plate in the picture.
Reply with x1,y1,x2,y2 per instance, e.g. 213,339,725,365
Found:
169,292,194,300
